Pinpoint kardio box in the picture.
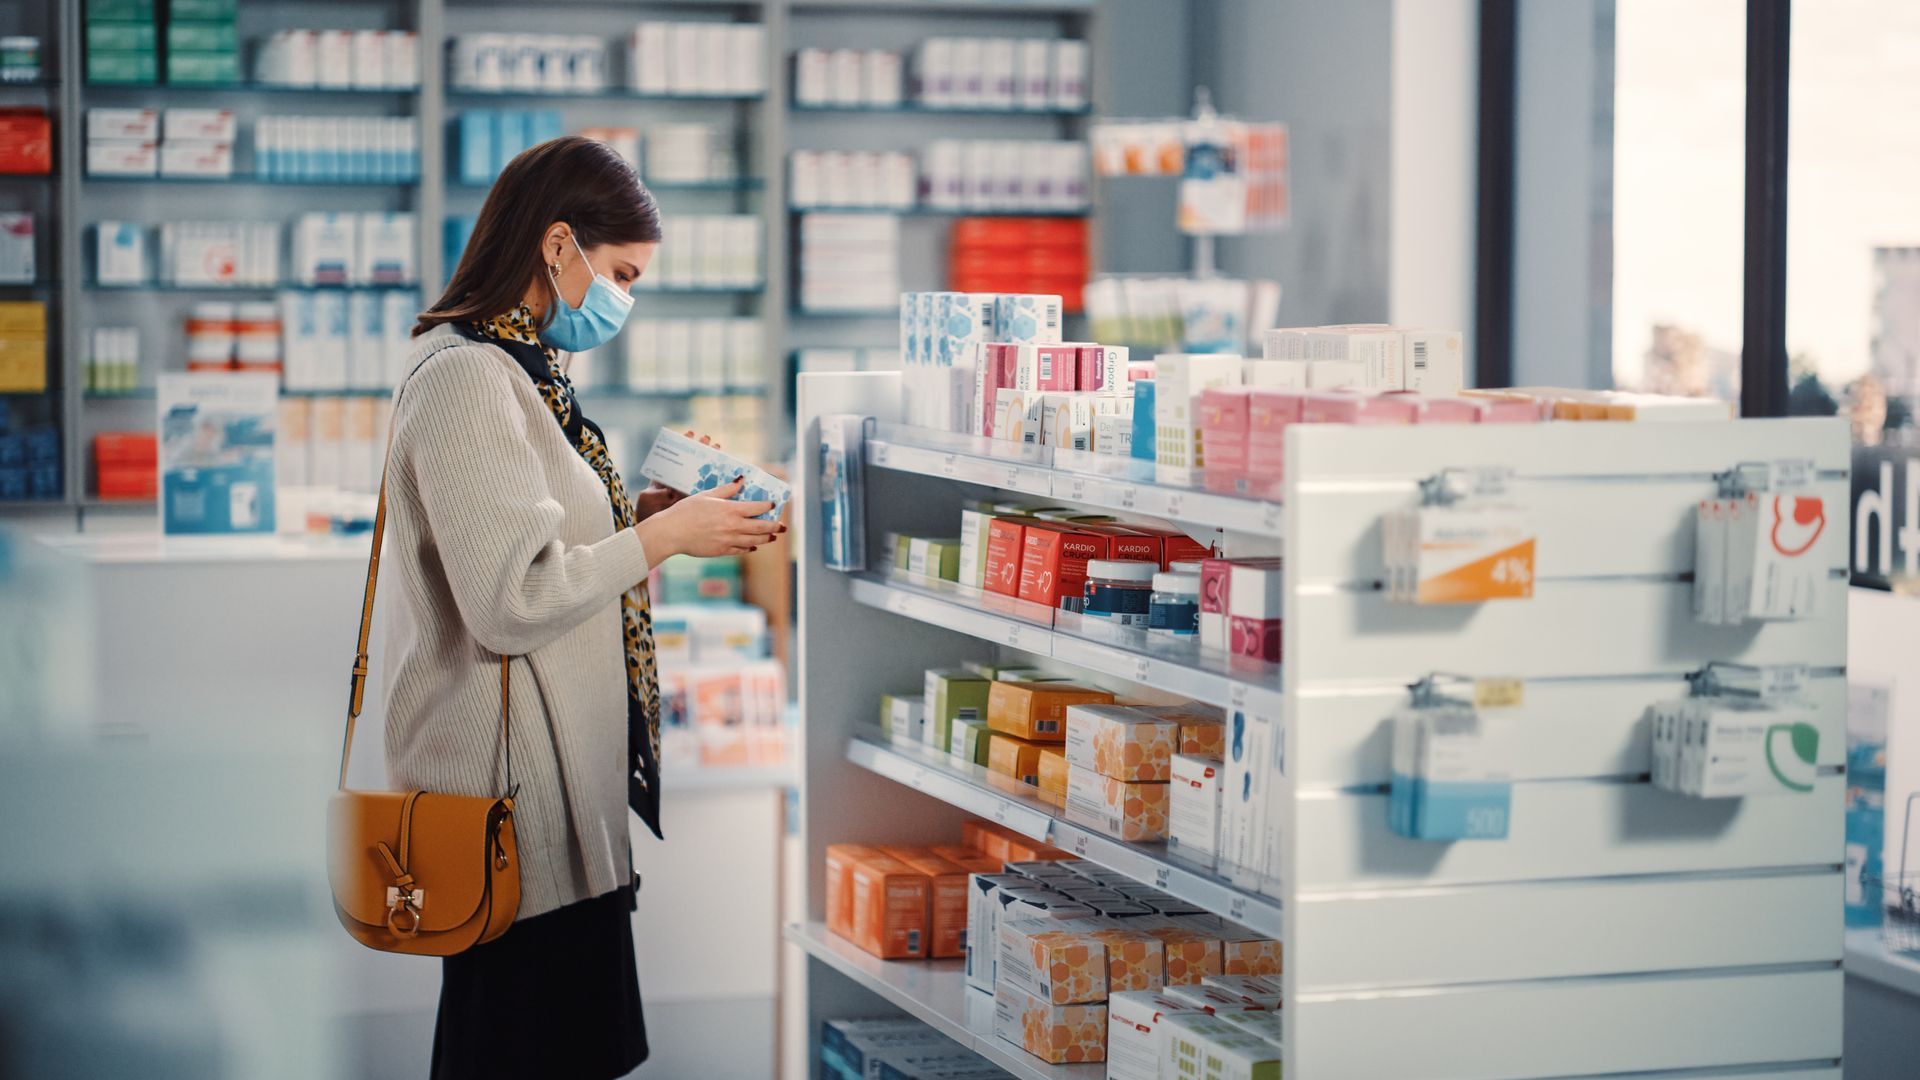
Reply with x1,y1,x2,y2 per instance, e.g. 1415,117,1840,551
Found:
987,681,1115,742
1017,522,1106,610
982,516,1028,597
1065,703,1181,781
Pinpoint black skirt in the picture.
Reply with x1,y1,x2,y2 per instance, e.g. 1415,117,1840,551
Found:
431,886,648,1080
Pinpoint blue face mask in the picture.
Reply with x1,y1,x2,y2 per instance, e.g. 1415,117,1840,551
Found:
538,232,635,353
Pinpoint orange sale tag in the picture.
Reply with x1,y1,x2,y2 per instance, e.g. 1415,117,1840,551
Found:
1412,506,1536,604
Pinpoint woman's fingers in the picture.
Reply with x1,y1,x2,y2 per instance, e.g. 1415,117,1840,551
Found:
704,477,746,499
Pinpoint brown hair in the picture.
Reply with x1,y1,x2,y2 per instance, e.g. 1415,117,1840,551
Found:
413,135,662,337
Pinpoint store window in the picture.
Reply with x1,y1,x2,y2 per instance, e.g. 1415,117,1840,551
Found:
1609,0,1748,398
1781,2,1920,588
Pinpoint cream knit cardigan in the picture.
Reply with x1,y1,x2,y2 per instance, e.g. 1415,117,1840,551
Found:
379,326,651,920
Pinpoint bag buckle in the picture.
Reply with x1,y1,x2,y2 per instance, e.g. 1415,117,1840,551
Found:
385,886,425,937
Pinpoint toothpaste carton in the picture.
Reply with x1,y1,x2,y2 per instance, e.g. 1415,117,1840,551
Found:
1153,353,1243,468
639,427,790,520
958,502,994,588
1227,562,1282,663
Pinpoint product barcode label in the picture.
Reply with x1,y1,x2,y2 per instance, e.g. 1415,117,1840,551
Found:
1229,896,1247,920
1070,833,1090,856
1413,340,1428,370
1153,867,1171,888
1768,458,1815,491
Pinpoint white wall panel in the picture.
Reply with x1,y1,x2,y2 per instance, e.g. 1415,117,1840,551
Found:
1293,777,1842,891
1289,968,1842,1080
1287,418,1852,482
1290,871,1841,988
1289,478,1848,585
1293,676,1846,791
1289,581,1847,685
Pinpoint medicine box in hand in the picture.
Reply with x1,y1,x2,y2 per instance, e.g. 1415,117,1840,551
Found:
639,426,790,521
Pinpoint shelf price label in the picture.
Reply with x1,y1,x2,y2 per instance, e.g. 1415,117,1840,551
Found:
1069,832,1090,856
1153,866,1171,889
1261,501,1283,533
941,453,959,478
870,443,891,468
1164,492,1184,519
1473,677,1525,709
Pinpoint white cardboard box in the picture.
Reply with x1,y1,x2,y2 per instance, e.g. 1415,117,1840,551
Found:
1169,752,1224,860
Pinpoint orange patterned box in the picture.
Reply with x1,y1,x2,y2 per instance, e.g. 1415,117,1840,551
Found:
1137,917,1224,986
1065,703,1181,781
1221,933,1283,977
1072,921,1166,994
1138,703,1227,758
849,854,930,959
999,917,1109,1004
993,985,1108,1064
1065,765,1170,842
988,681,1116,743
1006,834,1073,861
884,848,972,959
989,733,1046,786
825,843,880,941
961,820,1013,863
1038,745,1070,796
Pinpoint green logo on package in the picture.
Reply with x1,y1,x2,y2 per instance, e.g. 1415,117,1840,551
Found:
1765,722,1819,793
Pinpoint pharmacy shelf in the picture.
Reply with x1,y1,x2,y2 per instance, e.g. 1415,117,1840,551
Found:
848,733,1285,936
84,174,417,186
84,81,419,96
83,390,155,400
792,0,1095,12
449,177,764,192
446,86,763,102
790,204,1091,218
791,101,1090,117
578,385,769,400
1846,929,1920,999
85,281,408,292
845,572,1285,717
634,284,767,295
864,422,1285,535
784,921,1104,1080
0,498,66,510
791,306,898,317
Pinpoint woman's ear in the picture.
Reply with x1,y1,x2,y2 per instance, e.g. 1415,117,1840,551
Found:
542,222,571,267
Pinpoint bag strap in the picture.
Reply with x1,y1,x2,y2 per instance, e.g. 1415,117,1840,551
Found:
339,399,514,802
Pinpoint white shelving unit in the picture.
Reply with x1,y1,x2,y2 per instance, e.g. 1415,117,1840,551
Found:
795,368,1850,1078
14,0,1113,528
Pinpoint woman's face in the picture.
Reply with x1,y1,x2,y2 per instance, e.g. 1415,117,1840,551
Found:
548,228,657,310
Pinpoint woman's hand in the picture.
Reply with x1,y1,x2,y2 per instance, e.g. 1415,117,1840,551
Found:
632,431,721,521
633,478,785,562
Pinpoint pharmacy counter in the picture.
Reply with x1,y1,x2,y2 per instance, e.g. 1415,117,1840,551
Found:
38,530,796,1080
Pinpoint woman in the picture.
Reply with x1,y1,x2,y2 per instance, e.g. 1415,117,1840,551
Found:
384,135,780,1079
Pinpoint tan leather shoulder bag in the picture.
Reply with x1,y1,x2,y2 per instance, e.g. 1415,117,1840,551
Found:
327,448,521,955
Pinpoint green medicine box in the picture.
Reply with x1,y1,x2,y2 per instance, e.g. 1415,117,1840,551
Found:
166,22,240,53
950,719,993,768
86,0,156,21
85,23,157,52
168,0,239,18
908,537,961,582
86,51,159,85
165,51,241,85
923,667,989,753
